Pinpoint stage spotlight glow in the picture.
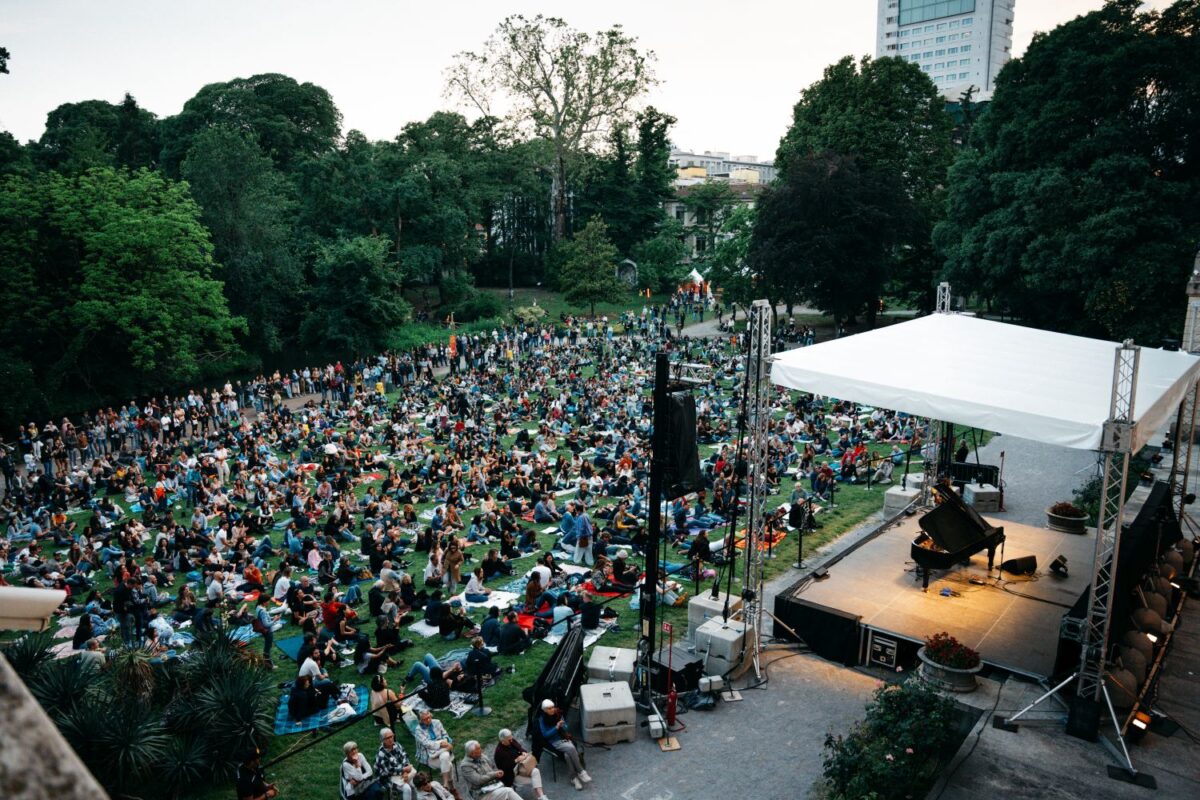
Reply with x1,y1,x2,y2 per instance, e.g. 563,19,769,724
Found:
1146,633,1159,644
1132,711,1151,731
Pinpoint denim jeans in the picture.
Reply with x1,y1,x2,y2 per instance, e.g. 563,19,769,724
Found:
405,653,442,684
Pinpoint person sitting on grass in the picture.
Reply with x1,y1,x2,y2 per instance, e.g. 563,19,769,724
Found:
464,567,491,603
411,770,455,800
497,610,531,656
465,635,502,683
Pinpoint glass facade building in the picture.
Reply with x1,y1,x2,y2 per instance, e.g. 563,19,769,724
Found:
899,0,977,26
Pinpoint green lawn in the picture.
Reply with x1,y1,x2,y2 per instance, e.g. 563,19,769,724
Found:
480,287,668,324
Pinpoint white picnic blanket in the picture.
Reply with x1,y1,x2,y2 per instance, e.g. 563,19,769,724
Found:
540,626,607,648
408,619,441,638
450,590,520,610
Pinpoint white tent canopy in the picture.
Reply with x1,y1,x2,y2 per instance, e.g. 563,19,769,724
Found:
686,268,705,284
770,313,1200,452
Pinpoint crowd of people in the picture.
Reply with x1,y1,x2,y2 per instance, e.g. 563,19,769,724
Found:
1,292,930,799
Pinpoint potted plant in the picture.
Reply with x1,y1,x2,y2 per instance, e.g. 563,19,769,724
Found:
918,632,982,693
1046,501,1088,534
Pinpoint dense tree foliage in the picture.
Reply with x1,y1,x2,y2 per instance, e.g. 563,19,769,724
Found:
33,94,161,173
0,168,245,418
750,152,911,326
159,73,342,175
773,55,953,315
300,236,411,355
935,0,1200,341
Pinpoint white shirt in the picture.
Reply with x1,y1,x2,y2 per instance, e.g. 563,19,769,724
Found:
530,565,551,589
273,575,291,602
299,657,322,681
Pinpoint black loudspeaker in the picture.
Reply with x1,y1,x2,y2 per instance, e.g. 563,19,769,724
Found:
788,503,805,530
1001,555,1038,575
663,391,701,499
650,643,704,692
1066,695,1101,741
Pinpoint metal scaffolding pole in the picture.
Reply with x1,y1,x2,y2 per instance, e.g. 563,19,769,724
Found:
1169,382,1199,521
737,300,773,678
1077,341,1139,704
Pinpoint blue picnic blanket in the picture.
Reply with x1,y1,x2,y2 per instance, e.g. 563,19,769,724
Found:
273,684,369,736
275,635,307,662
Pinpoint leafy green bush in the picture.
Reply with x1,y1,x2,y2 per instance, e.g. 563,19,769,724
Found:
513,304,547,325
822,680,958,800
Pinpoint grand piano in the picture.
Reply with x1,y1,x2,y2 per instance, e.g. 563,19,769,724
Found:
911,482,1005,590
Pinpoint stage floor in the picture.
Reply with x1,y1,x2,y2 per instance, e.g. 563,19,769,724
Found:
792,515,1096,678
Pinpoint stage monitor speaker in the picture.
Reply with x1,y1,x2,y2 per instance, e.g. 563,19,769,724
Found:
1001,555,1038,575
664,391,701,500
651,643,704,692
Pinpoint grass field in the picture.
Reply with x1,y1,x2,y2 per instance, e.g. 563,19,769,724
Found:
4,331,969,800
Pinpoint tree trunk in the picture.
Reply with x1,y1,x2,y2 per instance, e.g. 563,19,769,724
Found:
554,150,567,241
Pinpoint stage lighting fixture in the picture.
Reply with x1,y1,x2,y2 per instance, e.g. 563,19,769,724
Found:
1183,493,1196,505
1146,633,1158,644
1049,555,1069,578
1132,711,1151,731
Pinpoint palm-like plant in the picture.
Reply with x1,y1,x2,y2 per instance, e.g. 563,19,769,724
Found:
158,734,213,799
188,668,276,773
2,631,55,682
59,699,170,795
30,654,100,719
108,645,158,703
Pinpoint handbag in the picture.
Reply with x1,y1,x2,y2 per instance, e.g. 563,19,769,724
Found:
516,753,538,777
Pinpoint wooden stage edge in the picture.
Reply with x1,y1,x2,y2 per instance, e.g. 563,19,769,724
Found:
779,514,1095,679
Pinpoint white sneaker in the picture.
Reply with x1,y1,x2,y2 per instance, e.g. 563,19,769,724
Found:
578,771,592,784
572,778,584,791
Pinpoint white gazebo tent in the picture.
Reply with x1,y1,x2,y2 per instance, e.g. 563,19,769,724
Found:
770,311,1200,780
770,314,1200,453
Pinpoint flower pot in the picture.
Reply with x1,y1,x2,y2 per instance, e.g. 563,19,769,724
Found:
917,646,981,693
1046,507,1088,534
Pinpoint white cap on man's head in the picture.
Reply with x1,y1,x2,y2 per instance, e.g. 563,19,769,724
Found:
541,698,555,711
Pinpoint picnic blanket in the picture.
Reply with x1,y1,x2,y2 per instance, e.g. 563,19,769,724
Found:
275,635,307,662
273,684,369,736
450,590,520,611
541,626,607,648
402,691,476,720
408,619,441,638
53,620,80,640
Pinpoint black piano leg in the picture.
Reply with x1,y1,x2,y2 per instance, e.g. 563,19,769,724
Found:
921,568,931,591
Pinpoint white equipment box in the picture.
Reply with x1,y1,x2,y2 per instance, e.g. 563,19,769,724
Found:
586,645,637,686
695,617,746,676
964,483,1001,513
687,591,742,643
579,681,637,745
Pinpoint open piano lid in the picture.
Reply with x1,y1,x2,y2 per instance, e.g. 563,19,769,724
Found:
918,482,997,552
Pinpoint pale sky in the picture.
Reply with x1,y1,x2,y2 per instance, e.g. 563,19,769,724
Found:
0,0,1176,160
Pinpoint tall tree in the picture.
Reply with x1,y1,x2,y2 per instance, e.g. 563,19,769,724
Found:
0,46,9,74
682,181,738,266
575,126,638,252
182,126,301,353
555,216,625,317
776,55,954,305
160,73,341,176
300,235,410,356
34,94,160,173
446,14,655,240
705,205,757,307
630,107,677,246
935,0,1200,341
749,152,911,326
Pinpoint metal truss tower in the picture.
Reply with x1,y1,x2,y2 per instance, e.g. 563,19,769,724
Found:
739,300,774,677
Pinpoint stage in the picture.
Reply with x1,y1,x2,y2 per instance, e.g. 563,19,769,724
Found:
775,514,1097,678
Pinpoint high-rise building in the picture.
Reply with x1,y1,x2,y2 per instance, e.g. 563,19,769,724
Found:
876,0,1014,101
